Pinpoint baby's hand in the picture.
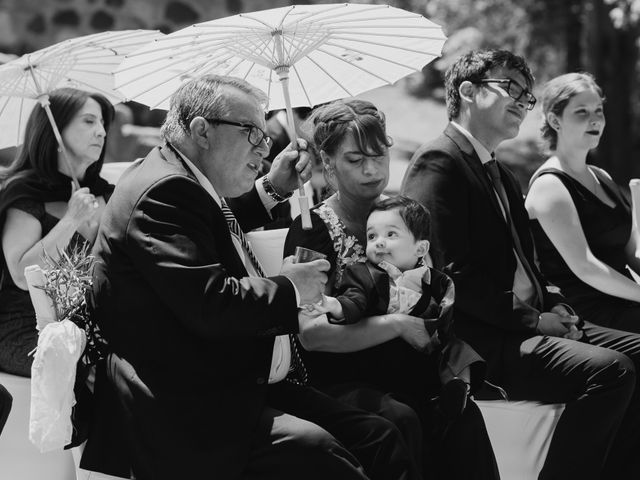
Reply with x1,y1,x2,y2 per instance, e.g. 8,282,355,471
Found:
304,295,343,319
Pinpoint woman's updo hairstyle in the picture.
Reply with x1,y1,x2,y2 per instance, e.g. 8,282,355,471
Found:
540,72,604,150
304,99,392,159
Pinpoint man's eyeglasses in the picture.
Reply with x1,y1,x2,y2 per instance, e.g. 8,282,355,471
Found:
474,78,537,111
205,118,272,147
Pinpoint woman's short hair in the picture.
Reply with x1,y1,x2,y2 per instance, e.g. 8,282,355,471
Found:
444,49,534,121
1,88,114,185
161,74,268,144
304,98,393,159
540,72,604,150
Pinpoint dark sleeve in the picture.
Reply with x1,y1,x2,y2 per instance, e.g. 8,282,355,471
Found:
402,149,532,333
332,263,376,325
125,176,298,338
430,269,486,391
226,184,272,232
426,268,455,341
9,198,45,222
284,209,338,274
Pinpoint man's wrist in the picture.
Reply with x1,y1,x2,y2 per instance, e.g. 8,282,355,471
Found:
262,175,293,203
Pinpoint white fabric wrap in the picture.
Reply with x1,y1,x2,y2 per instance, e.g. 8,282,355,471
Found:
29,319,86,452
269,335,291,384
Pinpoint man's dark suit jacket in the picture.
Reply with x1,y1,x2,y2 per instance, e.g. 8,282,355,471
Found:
401,124,565,385
332,262,485,393
82,145,299,479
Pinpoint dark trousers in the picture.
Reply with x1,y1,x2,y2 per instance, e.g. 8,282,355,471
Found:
84,355,415,480
320,383,500,480
242,404,368,480
268,381,422,480
503,321,640,480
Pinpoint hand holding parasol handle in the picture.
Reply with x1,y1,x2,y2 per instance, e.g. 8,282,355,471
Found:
276,67,312,230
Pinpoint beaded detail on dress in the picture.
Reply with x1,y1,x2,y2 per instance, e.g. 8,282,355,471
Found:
315,203,366,289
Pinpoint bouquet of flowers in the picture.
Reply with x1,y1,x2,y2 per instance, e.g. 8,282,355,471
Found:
38,242,107,366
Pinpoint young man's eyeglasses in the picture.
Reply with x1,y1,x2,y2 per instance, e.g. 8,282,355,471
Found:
474,78,537,111
206,119,272,147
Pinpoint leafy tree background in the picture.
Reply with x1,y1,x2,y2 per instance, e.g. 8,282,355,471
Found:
391,0,640,186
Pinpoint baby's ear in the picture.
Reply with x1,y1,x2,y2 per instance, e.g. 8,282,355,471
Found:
415,239,430,259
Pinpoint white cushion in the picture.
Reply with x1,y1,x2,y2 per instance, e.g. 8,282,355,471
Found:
478,400,564,480
0,372,76,480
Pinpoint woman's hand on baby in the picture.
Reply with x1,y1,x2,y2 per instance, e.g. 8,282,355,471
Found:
392,313,431,351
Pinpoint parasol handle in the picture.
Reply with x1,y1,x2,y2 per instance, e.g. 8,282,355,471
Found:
36,95,80,190
276,68,312,230
630,179,640,237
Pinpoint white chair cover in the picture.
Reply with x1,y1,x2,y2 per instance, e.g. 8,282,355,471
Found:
478,400,564,480
30,320,86,453
246,229,291,384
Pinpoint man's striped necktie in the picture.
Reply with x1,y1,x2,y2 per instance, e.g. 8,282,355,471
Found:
220,199,308,385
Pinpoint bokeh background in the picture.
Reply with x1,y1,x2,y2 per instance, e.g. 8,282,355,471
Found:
0,0,638,192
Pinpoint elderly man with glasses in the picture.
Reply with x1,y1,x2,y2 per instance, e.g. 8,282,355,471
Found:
401,49,640,480
84,74,421,480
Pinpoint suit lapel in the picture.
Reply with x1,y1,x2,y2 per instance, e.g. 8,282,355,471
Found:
443,125,509,229
158,145,249,277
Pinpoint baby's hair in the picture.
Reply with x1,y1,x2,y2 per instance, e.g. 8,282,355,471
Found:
369,196,431,241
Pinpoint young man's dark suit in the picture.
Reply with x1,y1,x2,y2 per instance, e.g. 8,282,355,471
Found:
401,123,640,479
83,145,420,480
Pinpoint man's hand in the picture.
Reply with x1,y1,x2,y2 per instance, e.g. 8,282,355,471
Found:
393,313,432,351
537,308,583,340
550,304,583,340
267,138,314,195
280,255,329,305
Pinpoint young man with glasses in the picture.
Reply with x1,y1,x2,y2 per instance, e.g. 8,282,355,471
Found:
85,74,421,480
401,49,640,479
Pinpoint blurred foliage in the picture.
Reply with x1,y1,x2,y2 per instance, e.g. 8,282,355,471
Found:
373,0,640,184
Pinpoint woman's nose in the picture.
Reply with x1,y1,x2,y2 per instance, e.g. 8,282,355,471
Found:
96,122,106,138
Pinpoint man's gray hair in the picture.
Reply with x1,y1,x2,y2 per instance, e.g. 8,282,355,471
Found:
161,74,268,143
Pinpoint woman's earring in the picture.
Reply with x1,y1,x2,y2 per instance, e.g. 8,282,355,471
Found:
57,146,62,153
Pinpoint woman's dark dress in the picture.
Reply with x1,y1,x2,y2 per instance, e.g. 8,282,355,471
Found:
530,167,640,332
284,202,499,480
0,200,86,377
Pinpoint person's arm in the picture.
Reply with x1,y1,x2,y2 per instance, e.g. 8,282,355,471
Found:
331,263,377,325
298,311,428,352
402,148,528,332
126,176,300,338
526,173,640,302
2,189,99,290
229,138,314,231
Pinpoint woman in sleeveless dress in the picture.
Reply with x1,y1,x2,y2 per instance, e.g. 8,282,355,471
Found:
525,73,640,332
0,88,114,377
284,99,499,480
